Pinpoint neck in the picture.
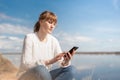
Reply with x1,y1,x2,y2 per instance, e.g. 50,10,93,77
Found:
37,30,48,42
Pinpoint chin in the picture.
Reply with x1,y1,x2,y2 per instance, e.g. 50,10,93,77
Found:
48,31,53,34
48,32,52,34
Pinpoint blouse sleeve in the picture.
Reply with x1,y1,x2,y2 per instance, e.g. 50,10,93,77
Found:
21,35,36,70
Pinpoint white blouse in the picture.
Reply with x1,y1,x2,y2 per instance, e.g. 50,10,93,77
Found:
18,32,66,76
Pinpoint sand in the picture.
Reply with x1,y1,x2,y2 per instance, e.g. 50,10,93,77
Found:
0,53,18,80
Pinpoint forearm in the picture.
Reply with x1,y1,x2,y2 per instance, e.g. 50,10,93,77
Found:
44,58,57,66
45,53,65,65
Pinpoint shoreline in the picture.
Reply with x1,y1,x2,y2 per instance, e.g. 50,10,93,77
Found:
1,52,120,55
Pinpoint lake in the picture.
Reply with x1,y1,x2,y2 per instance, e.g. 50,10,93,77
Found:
3,53,120,80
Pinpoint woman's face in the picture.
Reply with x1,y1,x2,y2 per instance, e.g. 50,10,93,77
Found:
40,20,56,34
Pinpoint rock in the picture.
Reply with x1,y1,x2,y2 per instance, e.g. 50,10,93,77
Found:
0,53,18,80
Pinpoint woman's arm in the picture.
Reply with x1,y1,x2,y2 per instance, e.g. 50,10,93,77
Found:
21,35,36,69
61,50,76,66
44,53,64,65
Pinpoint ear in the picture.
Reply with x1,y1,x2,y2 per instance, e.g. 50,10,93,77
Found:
39,20,45,24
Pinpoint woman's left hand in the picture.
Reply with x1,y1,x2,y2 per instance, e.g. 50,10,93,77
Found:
64,52,72,62
63,50,76,65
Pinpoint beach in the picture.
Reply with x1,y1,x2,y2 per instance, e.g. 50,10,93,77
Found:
0,53,18,80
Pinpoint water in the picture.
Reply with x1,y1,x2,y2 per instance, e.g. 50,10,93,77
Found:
72,54,120,80
2,53,120,80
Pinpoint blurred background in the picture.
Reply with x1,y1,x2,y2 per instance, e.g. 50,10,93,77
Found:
0,0,120,80
0,0,120,53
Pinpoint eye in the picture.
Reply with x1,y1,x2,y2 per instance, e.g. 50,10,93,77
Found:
48,20,53,24
47,20,56,25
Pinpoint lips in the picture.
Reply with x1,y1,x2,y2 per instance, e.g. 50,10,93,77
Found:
49,28,54,31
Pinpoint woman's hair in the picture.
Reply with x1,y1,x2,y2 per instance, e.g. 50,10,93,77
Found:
34,11,57,32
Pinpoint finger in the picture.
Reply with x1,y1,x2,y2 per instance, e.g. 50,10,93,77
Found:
64,53,70,60
63,53,68,60
59,53,65,57
63,52,67,57
71,49,76,56
67,52,72,59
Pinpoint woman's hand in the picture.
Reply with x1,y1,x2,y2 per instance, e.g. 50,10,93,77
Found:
62,50,76,66
44,50,76,66
44,53,64,65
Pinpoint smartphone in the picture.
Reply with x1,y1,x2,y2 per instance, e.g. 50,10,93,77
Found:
69,46,79,55
64,46,79,57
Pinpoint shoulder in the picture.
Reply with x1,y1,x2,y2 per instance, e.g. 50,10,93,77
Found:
25,33,36,38
24,33,36,41
48,34,58,42
26,33,35,37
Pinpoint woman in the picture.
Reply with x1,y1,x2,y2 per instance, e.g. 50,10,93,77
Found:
18,11,76,80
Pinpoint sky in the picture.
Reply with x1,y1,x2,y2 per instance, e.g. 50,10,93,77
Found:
0,0,120,53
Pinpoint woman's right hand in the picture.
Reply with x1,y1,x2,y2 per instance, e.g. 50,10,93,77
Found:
54,53,65,61
45,53,65,65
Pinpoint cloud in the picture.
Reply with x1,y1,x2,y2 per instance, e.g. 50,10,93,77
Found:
0,36,23,52
0,13,24,22
8,36,23,42
0,23,32,35
56,32,93,42
54,31,120,52
54,32,94,51
0,35,7,39
94,26,120,33
0,23,32,52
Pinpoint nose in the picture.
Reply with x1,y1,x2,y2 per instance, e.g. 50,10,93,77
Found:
50,24,55,28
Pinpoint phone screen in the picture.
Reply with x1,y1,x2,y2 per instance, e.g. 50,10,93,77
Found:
64,46,79,57
69,46,79,55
